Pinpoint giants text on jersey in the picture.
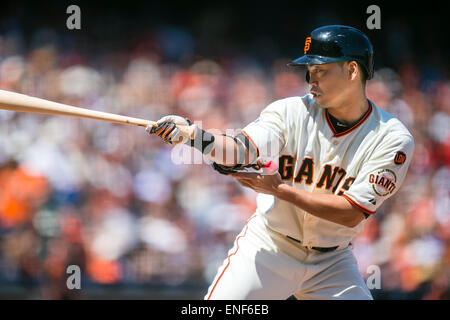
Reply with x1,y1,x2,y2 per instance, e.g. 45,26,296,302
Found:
242,94,415,248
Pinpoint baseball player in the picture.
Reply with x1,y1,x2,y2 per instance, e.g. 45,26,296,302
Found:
147,25,415,300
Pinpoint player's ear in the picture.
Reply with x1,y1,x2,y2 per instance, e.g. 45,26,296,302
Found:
348,61,359,81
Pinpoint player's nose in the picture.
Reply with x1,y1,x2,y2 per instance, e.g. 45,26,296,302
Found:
308,72,319,83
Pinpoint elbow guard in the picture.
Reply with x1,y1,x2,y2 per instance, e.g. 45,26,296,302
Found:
211,131,260,175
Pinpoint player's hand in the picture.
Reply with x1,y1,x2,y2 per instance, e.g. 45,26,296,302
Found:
146,115,196,145
229,159,283,195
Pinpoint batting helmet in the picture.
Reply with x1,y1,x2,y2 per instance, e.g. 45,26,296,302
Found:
288,25,374,82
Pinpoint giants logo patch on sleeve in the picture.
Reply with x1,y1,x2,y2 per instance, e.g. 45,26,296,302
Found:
369,169,397,197
394,151,406,165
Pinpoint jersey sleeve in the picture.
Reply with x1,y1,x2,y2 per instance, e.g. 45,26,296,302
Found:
342,134,415,216
240,99,288,159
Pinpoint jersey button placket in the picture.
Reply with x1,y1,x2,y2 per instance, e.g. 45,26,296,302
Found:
327,138,340,160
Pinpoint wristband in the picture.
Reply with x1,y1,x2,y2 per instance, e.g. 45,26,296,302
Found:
189,126,215,155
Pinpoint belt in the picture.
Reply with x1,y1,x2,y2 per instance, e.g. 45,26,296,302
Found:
286,235,339,253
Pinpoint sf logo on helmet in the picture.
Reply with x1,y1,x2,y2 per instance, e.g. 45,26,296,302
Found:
304,37,312,54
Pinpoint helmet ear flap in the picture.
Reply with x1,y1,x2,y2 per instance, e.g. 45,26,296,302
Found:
306,71,310,83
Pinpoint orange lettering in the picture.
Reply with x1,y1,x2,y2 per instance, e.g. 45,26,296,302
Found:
304,37,312,54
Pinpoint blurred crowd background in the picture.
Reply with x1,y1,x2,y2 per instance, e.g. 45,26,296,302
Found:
0,1,448,299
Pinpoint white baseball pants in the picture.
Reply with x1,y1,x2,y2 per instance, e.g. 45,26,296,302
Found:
205,213,372,300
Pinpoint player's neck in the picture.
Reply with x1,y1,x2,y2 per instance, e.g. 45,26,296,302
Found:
326,94,369,125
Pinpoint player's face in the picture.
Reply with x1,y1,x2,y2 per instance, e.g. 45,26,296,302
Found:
307,63,352,107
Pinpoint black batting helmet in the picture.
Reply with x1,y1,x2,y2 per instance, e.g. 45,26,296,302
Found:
288,25,374,82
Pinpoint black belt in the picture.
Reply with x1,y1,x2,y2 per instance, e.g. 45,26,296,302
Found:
286,235,339,253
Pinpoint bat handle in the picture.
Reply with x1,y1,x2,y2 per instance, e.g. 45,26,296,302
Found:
133,120,157,127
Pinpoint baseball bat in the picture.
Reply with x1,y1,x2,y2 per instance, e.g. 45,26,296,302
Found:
0,89,157,128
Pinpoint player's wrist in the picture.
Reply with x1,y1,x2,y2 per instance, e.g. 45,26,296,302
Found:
187,126,215,155
273,183,292,200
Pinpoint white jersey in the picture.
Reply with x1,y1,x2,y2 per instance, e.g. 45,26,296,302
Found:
242,94,415,249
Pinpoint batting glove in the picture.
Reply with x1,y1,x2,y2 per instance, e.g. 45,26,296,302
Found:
146,115,196,145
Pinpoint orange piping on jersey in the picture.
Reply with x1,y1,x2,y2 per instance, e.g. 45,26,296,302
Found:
207,215,257,300
341,194,376,215
325,100,373,138
237,130,260,158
